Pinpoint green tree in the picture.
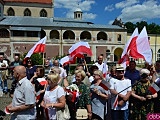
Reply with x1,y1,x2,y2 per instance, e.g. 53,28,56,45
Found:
22,53,43,65
124,21,160,34
124,22,136,33
136,21,148,32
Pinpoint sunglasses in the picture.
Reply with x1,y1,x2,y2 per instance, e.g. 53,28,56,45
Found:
116,70,124,72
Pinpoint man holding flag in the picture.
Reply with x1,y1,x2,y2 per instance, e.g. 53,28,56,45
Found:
110,64,131,120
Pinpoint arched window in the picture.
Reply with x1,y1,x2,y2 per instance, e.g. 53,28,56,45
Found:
24,8,31,16
0,28,9,38
157,49,160,60
97,31,107,40
80,31,91,40
0,4,2,17
63,30,75,39
7,7,15,16
50,30,59,39
40,9,47,17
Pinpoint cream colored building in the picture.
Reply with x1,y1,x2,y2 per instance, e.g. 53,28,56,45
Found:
1,0,159,64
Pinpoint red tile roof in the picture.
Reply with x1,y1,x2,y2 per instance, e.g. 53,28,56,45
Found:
3,0,52,4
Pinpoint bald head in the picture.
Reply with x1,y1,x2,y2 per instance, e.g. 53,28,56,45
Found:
14,65,26,80
53,60,59,66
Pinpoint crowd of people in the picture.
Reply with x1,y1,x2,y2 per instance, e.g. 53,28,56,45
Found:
0,53,160,120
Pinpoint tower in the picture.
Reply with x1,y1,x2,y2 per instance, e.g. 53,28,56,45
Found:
74,7,82,20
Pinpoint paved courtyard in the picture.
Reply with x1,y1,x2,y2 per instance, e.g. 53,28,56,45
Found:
0,79,12,120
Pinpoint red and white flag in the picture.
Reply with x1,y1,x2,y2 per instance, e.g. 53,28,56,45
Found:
112,95,119,109
25,36,47,58
59,56,74,66
69,41,92,57
133,26,152,64
99,80,111,90
119,28,139,68
149,78,160,94
149,82,160,94
37,78,48,86
102,62,107,78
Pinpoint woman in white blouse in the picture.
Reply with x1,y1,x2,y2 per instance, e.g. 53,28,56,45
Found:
41,72,66,120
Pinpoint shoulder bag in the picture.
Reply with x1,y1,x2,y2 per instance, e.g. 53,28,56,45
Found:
56,87,70,120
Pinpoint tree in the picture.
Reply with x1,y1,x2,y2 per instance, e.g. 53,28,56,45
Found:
124,22,136,33
124,21,160,34
22,53,43,65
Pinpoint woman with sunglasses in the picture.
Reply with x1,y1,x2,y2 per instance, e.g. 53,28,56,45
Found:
26,59,37,80
90,70,109,120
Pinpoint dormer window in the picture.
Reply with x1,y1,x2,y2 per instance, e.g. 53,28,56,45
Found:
7,7,15,16
40,9,47,17
24,8,31,16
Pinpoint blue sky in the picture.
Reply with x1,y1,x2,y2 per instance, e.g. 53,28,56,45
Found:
54,0,160,25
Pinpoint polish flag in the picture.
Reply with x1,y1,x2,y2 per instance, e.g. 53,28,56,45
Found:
59,56,74,66
112,95,119,109
149,78,160,94
99,80,111,90
119,28,139,68
25,36,47,58
102,62,107,78
133,26,152,64
69,41,92,57
37,78,48,86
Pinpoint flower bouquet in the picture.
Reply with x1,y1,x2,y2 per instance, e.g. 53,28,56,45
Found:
65,84,80,102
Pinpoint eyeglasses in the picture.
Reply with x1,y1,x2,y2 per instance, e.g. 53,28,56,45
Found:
117,70,124,73
93,74,100,76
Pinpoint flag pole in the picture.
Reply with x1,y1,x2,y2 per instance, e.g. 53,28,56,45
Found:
42,52,45,67
83,59,89,72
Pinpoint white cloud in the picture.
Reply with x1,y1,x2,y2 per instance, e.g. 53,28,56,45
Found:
116,0,160,23
83,12,97,20
54,0,96,20
105,4,114,11
115,0,139,9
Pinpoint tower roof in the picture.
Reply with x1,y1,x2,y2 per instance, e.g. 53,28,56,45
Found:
3,0,52,4
75,8,82,12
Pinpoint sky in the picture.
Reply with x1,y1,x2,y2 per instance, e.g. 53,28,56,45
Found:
54,0,160,25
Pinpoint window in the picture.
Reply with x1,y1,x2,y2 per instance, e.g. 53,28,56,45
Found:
24,8,31,16
13,31,24,36
0,29,9,38
7,7,15,16
0,5,1,17
157,49,160,60
40,9,47,17
117,34,121,42
27,31,38,37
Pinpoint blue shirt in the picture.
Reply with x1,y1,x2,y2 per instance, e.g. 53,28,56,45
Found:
124,69,140,84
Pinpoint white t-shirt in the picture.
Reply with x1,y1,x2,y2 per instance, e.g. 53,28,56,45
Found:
49,67,67,78
93,62,108,72
44,86,65,120
59,67,67,78
110,78,131,110
88,76,94,83
0,60,8,67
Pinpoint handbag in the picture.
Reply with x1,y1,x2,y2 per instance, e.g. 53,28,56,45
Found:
76,108,88,119
56,87,70,120
56,104,70,120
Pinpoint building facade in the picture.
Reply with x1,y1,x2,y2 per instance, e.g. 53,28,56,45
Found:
0,0,159,64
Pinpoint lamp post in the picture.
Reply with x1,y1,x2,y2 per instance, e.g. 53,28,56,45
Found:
60,27,63,56
155,34,157,62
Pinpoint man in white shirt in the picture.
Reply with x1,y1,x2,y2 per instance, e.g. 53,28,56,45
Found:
0,54,9,93
110,64,131,120
51,60,67,78
93,55,108,72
